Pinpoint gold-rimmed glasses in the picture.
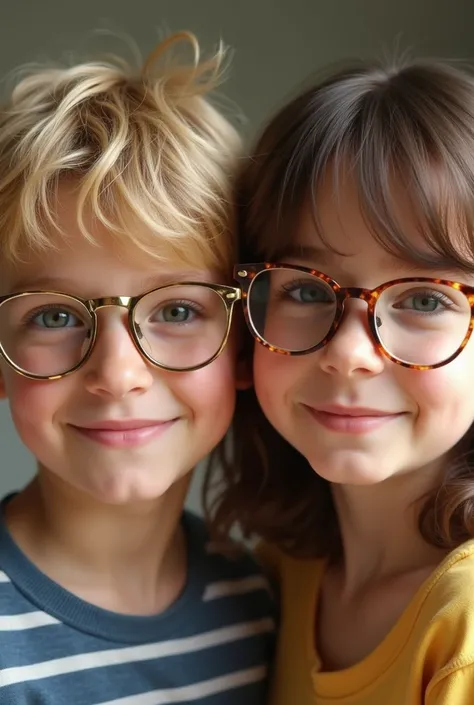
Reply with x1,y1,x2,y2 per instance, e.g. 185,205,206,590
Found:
0,283,241,380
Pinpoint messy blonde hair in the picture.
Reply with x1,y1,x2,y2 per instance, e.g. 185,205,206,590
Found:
0,31,240,271
207,56,474,558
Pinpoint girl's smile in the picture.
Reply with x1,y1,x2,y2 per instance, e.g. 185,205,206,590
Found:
301,404,405,434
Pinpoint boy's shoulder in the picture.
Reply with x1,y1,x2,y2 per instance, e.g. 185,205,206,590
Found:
0,509,276,704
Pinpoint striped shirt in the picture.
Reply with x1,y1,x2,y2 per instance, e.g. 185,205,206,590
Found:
0,506,276,704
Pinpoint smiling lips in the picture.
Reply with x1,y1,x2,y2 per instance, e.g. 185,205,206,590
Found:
70,419,178,448
303,404,404,434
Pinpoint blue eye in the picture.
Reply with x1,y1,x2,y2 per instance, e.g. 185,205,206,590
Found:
32,309,81,329
406,295,439,312
151,300,203,324
283,281,333,303
394,290,454,314
159,304,194,323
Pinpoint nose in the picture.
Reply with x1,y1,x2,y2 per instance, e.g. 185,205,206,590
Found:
318,300,385,378
83,309,154,399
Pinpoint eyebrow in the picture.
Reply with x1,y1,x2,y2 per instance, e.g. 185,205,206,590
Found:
9,271,219,295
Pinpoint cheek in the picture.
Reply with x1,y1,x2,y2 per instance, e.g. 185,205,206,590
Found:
170,349,237,427
253,346,296,414
408,355,472,407
0,368,67,443
399,348,474,434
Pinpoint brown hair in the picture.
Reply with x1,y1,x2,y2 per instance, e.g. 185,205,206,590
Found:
205,56,474,559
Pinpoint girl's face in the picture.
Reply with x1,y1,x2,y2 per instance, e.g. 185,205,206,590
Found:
253,176,474,487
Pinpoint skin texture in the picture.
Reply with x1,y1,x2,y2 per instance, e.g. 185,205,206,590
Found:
0,184,240,614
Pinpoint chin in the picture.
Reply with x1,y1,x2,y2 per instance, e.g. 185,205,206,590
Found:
81,472,185,506
307,453,394,486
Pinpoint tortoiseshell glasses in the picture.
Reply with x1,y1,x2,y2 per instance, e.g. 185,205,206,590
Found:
234,263,474,370
0,283,241,380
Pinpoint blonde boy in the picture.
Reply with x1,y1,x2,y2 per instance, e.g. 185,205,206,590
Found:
0,33,274,704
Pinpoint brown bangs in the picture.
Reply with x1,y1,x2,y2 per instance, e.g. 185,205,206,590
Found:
237,59,474,273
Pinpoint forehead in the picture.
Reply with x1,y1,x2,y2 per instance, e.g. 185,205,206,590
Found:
286,173,461,280
1,178,228,291
0,235,216,297
295,174,417,255
1,180,223,294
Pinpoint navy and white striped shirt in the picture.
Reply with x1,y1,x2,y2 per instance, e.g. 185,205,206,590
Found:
0,505,276,704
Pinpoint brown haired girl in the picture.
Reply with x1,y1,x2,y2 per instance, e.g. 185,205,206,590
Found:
209,57,474,704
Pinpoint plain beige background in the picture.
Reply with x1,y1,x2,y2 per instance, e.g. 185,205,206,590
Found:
0,0,473,510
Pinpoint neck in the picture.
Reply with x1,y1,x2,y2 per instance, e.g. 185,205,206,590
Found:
5,470,192,615
332,462,448,595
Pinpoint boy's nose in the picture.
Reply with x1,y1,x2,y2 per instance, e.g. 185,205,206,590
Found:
82,312,154,399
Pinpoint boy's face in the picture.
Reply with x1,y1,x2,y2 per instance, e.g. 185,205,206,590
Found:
0,189,238,505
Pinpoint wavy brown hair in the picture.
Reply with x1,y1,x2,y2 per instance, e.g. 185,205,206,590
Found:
205,56,474,559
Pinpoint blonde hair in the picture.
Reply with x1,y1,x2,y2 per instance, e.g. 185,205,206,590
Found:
0,31,241,271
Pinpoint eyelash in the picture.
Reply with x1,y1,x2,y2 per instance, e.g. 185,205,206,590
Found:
22,305,83,327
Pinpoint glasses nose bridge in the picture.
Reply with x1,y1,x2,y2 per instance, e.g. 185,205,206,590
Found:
339,286,373,307
85,296,145,364
88,296,134,313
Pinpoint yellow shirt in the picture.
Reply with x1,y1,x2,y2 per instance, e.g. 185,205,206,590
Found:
264,541,474,704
